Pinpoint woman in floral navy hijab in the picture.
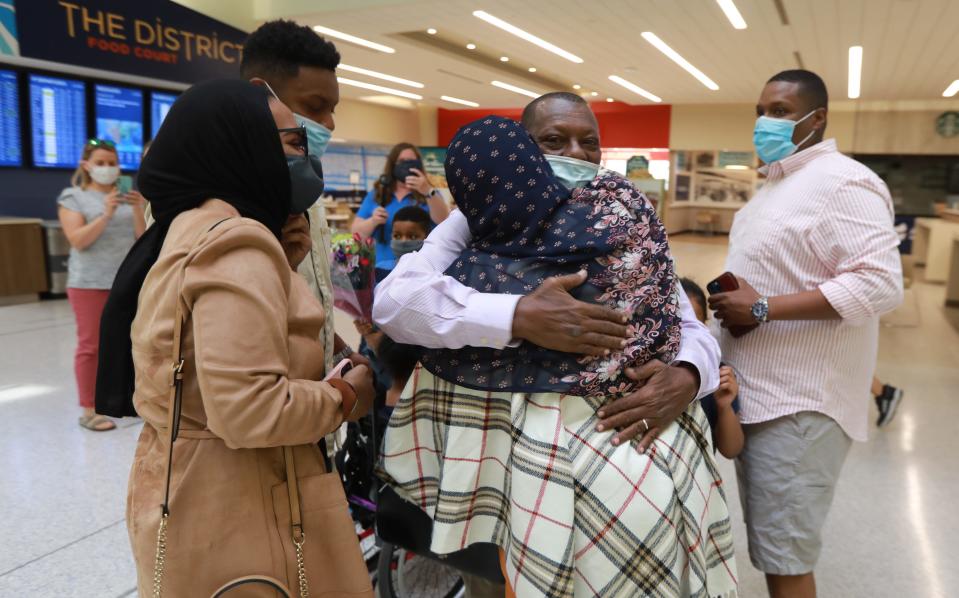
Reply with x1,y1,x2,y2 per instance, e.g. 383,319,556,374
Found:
381,117,738,598
420,116,681,397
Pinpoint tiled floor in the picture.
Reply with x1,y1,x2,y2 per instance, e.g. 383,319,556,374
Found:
0,234,956,597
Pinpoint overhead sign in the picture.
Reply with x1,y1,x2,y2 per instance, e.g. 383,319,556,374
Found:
14,0,248,84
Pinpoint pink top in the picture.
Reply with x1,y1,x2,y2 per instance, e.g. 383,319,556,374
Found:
721,139,903,441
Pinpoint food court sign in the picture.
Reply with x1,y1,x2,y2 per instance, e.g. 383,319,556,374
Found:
14,0,247,84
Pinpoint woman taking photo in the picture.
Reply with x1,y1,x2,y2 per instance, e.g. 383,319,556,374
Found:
352,143,449,278
105,80,374,596
58,138,145,431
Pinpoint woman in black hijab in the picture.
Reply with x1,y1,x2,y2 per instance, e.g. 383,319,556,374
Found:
110,79,374,597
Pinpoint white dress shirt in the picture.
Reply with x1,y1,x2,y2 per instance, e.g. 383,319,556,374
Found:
721,139,903,441
373,209,720,399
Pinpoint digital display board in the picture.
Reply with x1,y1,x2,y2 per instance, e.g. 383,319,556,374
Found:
150,92,178,139
29,74,86,169
0,70,21,167
95,84,144,170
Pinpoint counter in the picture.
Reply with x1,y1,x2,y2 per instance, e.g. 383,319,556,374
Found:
0,217,48,305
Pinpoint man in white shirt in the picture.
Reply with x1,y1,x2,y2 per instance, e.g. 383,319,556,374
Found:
709,70,902,598
374,92,721,453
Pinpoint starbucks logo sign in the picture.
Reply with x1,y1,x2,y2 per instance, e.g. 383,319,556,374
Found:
936,111,959,138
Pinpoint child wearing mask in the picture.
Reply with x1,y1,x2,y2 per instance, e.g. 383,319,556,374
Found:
354,206,431,405
681,277,745,458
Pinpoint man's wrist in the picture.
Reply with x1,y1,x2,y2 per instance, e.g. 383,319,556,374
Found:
671,361,701,401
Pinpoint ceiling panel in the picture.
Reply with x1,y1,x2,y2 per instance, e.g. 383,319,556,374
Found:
243,0,959,108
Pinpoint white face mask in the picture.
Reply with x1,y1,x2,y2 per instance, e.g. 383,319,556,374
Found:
88,165,120,186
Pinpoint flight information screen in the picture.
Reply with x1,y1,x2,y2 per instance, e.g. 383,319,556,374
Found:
29,74,86,169
150,91,177,139
0,69,21,167
95,84,144,170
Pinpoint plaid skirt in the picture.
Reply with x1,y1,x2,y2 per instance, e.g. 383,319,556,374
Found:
379,367,738,598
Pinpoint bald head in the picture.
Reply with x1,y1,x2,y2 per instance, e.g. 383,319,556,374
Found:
522,93,602,164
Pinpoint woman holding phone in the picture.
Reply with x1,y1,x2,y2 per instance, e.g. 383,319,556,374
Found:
351,142,449,278
58,138,145,431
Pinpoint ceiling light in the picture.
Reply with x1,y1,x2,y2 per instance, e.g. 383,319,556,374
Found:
725,165,749,170
473,10,583,63
441,95,480,107
330,138,347,143
590,91,598,96
716,0,747,29
528,67,537,73
427,28,437,35
848,46,863,99
338,77,422,100
500,56,509,62
491,80,540,99
338,64,424,88
466,43,476,50
641,32,719,90
313,25,395,54
608,75,662,103
572,84,581,90
944,80,959,98
606,97,614,102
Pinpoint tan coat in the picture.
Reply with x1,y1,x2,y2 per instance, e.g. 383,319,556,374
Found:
127,208,373,597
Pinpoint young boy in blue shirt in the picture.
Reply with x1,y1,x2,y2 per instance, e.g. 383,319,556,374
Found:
682,278,744,458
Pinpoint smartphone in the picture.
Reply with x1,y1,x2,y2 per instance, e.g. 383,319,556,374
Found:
706,272,757,338
707,272,739,295
324,358,354,381
116,175,133,196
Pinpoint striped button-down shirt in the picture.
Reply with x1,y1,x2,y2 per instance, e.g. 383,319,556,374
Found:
721,139,903,441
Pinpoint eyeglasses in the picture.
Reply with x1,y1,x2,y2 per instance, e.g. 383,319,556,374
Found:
87,138,116,149
278,126,308,155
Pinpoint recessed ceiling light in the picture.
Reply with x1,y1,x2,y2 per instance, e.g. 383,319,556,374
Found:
528,67,537,73
943,79,959,97
338,64,424,89
441,95,480,107
848,46,863,99
466,43,477,50
500,56,509,62
725,165,749,170
473,10,583,63
590,91,598,96
572,84,581,90
716,0,747,29
608,75,662,103
641,32,718,90
606,97,614,102
491,80,541,99
338,77,423,100
313,25,395,54
330,138,347,143
427,28,437,35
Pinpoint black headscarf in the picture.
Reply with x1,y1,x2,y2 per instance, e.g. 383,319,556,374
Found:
95,79,291,417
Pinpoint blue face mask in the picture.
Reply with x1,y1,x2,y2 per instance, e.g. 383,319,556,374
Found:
257,80,334,158
753,110,817,164
295,113,333,158
544,154,601,189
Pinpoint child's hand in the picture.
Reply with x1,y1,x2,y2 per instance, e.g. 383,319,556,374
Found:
353,319,374,336
715,366,739,408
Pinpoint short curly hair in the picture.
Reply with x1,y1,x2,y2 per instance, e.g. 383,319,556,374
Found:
241,20,340,82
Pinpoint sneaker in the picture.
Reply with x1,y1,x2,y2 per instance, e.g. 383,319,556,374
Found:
875,385,904,427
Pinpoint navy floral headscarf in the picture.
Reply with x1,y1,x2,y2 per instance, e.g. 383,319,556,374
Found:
419,116,681,397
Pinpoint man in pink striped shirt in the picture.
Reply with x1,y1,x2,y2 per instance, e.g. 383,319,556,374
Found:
709,70,902,598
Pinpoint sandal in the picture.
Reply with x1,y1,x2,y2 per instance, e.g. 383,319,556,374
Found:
79,414,117,432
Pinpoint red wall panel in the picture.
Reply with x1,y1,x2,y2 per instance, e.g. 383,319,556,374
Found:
436,102,671,148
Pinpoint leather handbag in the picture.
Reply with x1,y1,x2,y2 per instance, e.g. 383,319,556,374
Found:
151,221,308,598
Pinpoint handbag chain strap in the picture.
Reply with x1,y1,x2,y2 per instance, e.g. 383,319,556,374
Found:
151,219,308,598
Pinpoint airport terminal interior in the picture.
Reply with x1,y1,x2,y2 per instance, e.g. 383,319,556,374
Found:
0,1,958,597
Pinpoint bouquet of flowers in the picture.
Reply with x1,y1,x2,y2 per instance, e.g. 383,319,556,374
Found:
330,232,376,322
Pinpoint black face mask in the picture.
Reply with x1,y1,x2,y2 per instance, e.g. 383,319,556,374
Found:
392,159,423,182
287,154,325,214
